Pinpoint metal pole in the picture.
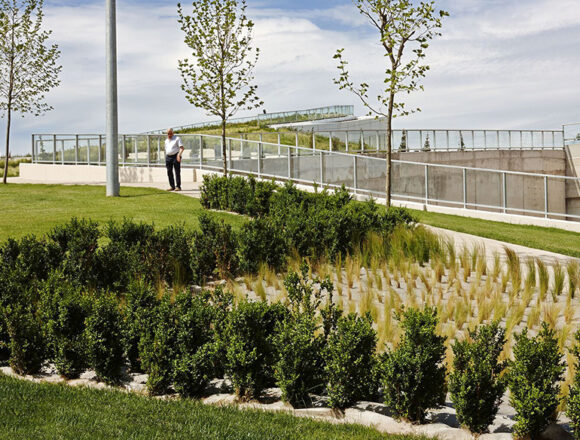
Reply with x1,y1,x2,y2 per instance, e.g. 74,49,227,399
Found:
87,138,91,165
53,134,56,164
287,146,291,179
106,0,120,196
329,132,333,151
502,172,507,213
98,135,102,165
31,135,35,163
75,134,79,164
424,165,429,204
353,156,357,194
544,176,548,218
462,168,467,209
345,131,349,152
277,133,281,156
319,151,323,184
147,135,151,166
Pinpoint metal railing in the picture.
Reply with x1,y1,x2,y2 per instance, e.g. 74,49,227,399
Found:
232,129,566,152
31,133,580,222
144,105,355,135
564,123,580,145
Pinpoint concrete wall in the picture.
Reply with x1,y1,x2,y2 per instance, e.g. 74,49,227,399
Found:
19,163,196,184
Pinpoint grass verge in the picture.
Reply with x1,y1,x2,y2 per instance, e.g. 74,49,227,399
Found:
414,209,580,258
0,184,246,241
0,374,427,440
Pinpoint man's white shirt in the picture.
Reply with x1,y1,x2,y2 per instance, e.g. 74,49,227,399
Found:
165,136,183,156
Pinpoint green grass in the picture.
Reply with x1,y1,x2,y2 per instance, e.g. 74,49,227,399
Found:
0,158,31,178
0,374,427,440
0,184,247,241
414,209,580,258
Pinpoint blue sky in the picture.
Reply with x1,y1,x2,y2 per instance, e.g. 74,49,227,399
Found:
3,0,580,155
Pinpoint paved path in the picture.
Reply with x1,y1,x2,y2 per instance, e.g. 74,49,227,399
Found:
8,177,577,264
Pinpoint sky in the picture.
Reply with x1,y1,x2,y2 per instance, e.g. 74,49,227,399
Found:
2,0,580,155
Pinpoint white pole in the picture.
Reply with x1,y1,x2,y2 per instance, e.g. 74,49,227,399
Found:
106,0,120,196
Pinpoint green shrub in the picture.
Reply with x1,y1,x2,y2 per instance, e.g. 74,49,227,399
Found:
40,276,89,379
508,323,564,439
140,296,177,395
0,236,59,283
172,290,215,398
449,322,507,434
49,218,100,285
156,224,195,286
238,218,287,274
381,306,447,423
324,312,377,409
192,214,238,282
567,330,580,439
273,265,331,406
208,287,234,377
84,294,125,384
223,301,287,399
92,241,139,292
122,279,159,372
3,302,46,375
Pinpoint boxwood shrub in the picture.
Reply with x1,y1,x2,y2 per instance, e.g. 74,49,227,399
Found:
222,300,288,399
508,323,564,439
380,306,447,423
324,312,378,409
449,322,507,434
566,330,580,439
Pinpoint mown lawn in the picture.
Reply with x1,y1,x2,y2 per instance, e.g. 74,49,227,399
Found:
0,374,428,440
414,209,580,258
0,184,247,241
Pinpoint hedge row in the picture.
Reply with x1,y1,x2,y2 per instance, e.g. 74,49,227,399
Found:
200,175,417,259
1,263,579,438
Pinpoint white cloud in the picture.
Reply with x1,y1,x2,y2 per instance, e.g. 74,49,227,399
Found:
2,0,580,155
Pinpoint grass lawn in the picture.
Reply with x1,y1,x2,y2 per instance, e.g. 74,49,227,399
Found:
0,184,247,241
0,374,427,440
414,209,580,258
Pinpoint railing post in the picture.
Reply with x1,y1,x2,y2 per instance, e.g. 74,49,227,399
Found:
376,130,380,152
496,130,500,149
295,132,299,148
424,164,429,204
134,137,138,164
61,139,65,165
277,133,281,157
520,131,523,149
319,150,323,184
98,135,102,165
31,135,35,163
484,131,487,150
53,134,56,164
312,131,315,150
228,138,232,171
472,131,475,150
544,175,548,218
87,138,91,166
360,131,364,152
502,172,507,213
434,131,437,150
158,137,161,165
345,131,349,152
419,130,423,150
463,168,467,209
240,134,244,158
75,134,79,164
353,156,357,194
147,135,151,167
446,130,449,151
122,135,126,166
199,135,203,167
508,131,512,150
258,141,262,177
329,131,333,151
287,146,291,179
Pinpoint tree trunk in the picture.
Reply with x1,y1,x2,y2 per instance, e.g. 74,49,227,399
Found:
221,117,228,176
2,106,11,184
385,91,395,208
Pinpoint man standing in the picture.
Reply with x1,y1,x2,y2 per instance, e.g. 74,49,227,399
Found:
165,128,185,191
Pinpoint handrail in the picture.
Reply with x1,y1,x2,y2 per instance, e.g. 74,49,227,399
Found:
31,133,580,223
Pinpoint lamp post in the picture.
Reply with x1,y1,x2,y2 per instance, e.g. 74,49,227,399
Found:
106,0,120,196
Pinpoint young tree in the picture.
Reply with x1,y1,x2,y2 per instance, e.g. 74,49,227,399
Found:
334,0,447,207
0,0,61,184
177,0,262,175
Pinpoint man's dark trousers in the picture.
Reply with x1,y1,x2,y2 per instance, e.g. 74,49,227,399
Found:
166,154,181,189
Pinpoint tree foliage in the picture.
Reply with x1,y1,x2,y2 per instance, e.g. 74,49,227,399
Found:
177,0,262,175
333,0,447,206
0,0,61,183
